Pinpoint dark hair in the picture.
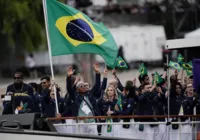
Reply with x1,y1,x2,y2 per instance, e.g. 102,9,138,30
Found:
170,75,176,83
138,74,148,84
29,82,38,91
176,82,182,88
124,80,137,99
14,72,23,79
41,75,51,82
140,83,150,90
37,84,43,93
124,80,133,91
189,75,193,79
171,82,182,95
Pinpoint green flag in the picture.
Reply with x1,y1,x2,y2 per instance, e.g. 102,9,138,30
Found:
46,0,118,66
186,69,193,76
117,96,122,110
169,61,181,72
106,118,112,133
138,63,148,77
154,72,163,84
182,62,193,71
177,53,184,64
188,61,193,68
115,56,128,69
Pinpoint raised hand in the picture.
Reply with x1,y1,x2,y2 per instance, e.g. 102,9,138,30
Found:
115,105,120,111
156,86,162,97
107,110,114,116
132,77,136,86
56,113,61,118
174,69,178,76
67,65,75,77
103,65,108,77
49,80,56,90
93,62,100,73
74,75,81,85
150,80,157,92
112,68,117,77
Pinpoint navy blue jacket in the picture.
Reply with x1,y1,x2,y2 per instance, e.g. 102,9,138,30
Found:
63,73,101,117
6,83,34,97
120,96,134,116
101,98,119,122
195,97,200,115
169,87,186,116
136,92,157,122
3,83,34,114
120,95,134,128
42,96,65,118
153,92,167,121
34,93,43,113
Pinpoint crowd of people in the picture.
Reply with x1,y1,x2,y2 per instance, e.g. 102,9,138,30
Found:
1,63,199,140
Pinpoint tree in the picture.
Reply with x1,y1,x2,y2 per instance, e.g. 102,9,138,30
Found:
0,0,45,52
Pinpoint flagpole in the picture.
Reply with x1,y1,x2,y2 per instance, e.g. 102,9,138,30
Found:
42,0,59,114
166,46,170,140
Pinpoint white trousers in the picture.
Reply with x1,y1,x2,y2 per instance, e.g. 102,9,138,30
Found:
101,124,114,137
79,121,98,135
101,120,121,137
154,124,167,140
134,124,155,140
54,119,76,134
65,119,76,134
119,119,136,139
169,119,192,140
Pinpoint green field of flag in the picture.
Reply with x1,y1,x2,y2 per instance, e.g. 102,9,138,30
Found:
115,56,128,69
154,72,163,84
182,62,193,70
169,61,181,72
46,0,118,66
138,63,148,77
177,53,184,64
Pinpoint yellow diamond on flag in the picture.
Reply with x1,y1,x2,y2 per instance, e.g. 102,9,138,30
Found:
55,13,106,47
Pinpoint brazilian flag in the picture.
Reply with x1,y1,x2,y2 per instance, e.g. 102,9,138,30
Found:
169,61,181,72
138,63,148,77
115,56,128,69
46,0,118,66
182,62,193,71
177,53,184,64
154,72,163,85
186,69,193,76
117,96,122,110
106,118,112,133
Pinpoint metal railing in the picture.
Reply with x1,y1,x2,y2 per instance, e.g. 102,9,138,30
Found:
47,115,200,140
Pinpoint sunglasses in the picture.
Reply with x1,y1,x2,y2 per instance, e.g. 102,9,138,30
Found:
77,84,86,89
80,85,85,88
41,82,46,84
14,77,22,79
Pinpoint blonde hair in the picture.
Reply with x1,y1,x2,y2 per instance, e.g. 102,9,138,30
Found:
104,85,117,101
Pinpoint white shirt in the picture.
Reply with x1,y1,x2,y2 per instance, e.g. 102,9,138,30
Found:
25,56,35,68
